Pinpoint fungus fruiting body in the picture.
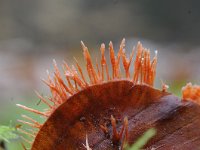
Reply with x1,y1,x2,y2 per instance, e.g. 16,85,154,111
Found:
17,39,200,150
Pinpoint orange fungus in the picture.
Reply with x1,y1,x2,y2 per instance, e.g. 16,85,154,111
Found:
17,39,200,150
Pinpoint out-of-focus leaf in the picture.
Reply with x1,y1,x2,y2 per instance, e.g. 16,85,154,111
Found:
126,128,156,150
0,126,19,143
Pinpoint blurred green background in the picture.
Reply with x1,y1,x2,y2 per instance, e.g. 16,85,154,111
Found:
0,0,200,149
